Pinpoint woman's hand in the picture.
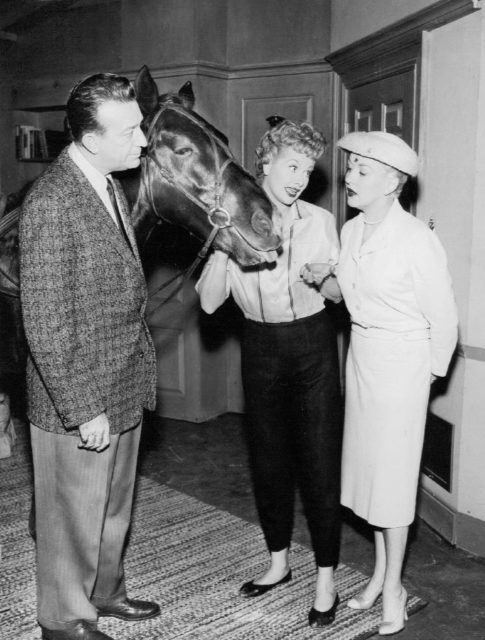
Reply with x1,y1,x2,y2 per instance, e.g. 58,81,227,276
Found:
299,262,335,286
196,250,230,314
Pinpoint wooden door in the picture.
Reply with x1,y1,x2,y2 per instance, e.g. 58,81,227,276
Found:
347,69,416,141
344,69,419,215
144,224,231,423
327,27,421,384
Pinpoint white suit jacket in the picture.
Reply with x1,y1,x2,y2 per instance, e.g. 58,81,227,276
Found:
338,199,458,376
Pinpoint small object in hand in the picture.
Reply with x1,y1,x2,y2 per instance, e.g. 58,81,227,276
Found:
300,263,311,278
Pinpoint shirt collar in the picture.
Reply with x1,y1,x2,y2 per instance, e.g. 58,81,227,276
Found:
68,142,109,194
290,200,314,223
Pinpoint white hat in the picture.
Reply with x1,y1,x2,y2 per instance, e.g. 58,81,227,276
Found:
337,131,418,177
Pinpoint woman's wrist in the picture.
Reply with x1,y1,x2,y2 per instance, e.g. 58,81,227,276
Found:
319,264,337,287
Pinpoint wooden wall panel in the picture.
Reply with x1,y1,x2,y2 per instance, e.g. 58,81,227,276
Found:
9,3,122,79
227,0,331,66
223,65,335,412
241,95,313,169
228,67,334,210
122,0,197,70
152,328,185,395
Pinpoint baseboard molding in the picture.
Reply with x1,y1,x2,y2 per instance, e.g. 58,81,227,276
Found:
418,488,485,557
455,512,485,557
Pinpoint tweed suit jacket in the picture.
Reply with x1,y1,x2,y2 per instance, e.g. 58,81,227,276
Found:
19,148,157,435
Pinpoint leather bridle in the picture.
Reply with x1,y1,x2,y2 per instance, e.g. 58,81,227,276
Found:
141,104,237,308
143,103,234,233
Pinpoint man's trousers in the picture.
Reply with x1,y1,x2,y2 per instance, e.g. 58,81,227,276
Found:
30,423,141,630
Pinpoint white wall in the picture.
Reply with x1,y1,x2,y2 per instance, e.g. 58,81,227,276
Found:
419,10,485,525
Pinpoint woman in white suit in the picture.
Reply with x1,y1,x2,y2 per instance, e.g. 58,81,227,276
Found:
302,131,458,636
337,132,457,635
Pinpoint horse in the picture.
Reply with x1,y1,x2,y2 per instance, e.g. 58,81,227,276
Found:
0,65,282,389
0,195,26,401
127,65,281,267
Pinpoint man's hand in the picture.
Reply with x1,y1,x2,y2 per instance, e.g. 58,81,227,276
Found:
78,413,110,452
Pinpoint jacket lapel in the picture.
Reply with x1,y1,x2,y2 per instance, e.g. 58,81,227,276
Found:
359,221,390,256
349,215,364,263
59,152,142,270
354,202,405,257
111,177,144,268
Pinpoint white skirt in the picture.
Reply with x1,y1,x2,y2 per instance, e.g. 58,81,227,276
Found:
341,327,431,528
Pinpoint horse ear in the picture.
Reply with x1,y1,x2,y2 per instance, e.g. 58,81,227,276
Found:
134,65,159,116
178,81,195,111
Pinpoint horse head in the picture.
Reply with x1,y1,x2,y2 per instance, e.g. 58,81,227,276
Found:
132,65,281,267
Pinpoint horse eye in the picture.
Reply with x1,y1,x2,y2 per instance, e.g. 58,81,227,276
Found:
174,147,192,157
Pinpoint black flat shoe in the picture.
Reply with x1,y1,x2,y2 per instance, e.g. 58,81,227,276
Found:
308,593,340,627
239,569,292,597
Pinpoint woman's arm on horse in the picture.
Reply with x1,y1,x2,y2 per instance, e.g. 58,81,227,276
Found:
196,250,230,314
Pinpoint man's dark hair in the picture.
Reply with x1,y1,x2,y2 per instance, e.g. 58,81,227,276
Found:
66,73,136,142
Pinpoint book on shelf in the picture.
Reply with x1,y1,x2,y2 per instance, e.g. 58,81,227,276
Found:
15,124,66,161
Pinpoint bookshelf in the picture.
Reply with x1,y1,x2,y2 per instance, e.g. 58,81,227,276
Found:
13,108,68,163
11,107,68,191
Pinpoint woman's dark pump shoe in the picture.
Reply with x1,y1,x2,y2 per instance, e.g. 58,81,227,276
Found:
239,569,292,597
308,593,340,627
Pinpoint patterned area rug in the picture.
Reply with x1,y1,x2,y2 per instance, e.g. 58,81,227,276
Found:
0,437,426,639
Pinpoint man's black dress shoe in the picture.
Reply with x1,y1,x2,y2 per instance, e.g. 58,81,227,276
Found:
239,570,292,597
308,593,340,627
41,620,114,640
96,597,160,621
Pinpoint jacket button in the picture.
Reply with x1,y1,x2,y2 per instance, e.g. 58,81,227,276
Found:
139,351,144,358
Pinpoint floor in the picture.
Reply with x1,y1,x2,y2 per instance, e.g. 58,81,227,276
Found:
136,411,485,640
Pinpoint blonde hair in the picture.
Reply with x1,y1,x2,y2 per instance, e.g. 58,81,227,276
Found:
385,165,408,197
255,120,326,178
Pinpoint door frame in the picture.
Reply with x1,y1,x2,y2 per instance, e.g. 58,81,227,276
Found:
326,0,481,230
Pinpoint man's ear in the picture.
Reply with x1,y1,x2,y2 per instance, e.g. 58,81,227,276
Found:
81,131,99,155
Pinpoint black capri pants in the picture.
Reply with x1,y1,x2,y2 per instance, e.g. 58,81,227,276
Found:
241,309,342,568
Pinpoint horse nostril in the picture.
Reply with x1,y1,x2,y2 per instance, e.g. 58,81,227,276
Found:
251,210,272,237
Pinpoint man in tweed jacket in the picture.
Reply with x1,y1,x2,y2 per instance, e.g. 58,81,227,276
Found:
19,74,159,640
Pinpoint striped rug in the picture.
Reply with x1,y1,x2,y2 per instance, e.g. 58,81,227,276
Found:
0,438,426,639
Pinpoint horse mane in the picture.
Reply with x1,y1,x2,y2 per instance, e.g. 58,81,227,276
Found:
154,90,229,148
158,92,185,107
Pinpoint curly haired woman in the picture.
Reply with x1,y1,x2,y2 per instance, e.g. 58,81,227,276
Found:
196,119,343,627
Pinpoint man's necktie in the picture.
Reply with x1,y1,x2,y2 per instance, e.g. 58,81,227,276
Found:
106,178,133,252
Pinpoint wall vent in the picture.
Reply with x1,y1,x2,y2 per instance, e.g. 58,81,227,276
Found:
422,412,453,492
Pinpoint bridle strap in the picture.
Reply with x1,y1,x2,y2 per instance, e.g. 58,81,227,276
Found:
146,224,220,315
141,104,236,313
144,103,234,225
